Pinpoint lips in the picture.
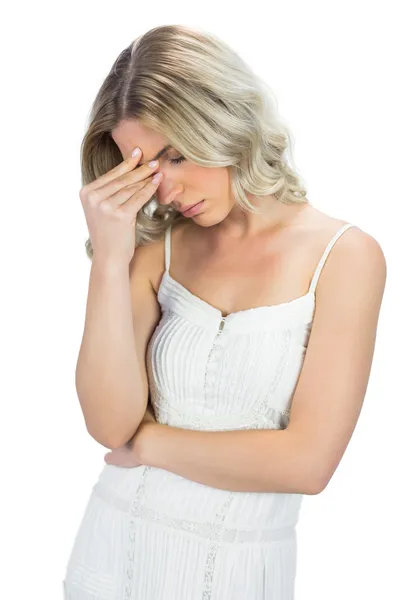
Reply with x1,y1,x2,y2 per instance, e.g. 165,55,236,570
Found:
179,200,203,213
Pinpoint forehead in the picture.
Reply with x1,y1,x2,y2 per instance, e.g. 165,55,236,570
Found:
111,119,172,163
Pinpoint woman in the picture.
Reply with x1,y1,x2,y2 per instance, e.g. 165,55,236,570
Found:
63,24,386,599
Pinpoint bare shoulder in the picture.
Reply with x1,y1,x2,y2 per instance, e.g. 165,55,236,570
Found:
316,209,384,261
321,222,387,294
297,207,387,297
134,220,189,293
301,207,384,256
131,239,163,293
303,208,387,300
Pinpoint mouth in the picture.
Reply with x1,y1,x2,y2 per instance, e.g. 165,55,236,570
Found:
181,200,205,217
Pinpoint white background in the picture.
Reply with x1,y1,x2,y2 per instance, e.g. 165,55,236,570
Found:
1,1,399,598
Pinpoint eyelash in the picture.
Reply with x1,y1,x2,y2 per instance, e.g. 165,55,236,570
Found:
169,156,186,165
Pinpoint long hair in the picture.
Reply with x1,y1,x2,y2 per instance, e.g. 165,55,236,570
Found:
81,24,309,260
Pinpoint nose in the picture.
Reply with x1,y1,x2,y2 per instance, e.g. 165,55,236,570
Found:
154,177,182,210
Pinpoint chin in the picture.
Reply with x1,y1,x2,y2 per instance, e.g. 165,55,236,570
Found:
189,203,231,228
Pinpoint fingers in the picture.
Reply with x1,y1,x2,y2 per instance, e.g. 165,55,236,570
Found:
80,155,161,211
110,169,163,211
89,150,143,190
85,148,157,192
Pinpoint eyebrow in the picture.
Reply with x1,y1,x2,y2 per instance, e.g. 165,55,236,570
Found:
137,144,172,166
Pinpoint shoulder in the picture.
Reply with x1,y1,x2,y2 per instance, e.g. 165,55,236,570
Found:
134,220,189,293
299,207,386,297
304,208,385,272
311,219,387,326
318,221,386,292
335,226,386,273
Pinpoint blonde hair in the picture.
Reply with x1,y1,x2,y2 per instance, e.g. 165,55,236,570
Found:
81,24,309,260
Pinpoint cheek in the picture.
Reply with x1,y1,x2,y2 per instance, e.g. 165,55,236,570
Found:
206,175,231,200
195,167,227,190
182,165,230,202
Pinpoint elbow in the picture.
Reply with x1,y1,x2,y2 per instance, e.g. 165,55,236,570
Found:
284,430,326,495
107,428,139,450
287,430,330,495
86,420,140,450
304,467,330,495
85,425,119,449
305,478,327,496
82,401,147,449
87,427,135,450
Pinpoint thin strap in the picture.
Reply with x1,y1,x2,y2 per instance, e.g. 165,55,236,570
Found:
308,223,355,294
164,224,172,272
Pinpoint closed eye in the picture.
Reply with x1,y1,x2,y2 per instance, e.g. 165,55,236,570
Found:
169,156,186,165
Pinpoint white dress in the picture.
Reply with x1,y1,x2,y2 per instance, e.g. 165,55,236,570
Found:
63,222,355,600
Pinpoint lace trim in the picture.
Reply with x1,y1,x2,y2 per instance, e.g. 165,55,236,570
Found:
201,491,234,599
104,466,295,599
95,479,295,546
148,329,292,432
152,395,286,430
119,463,297,598
95,479,296,546
124,467,150,599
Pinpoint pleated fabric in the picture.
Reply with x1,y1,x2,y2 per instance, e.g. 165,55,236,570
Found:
63,222,355,599
63,468,298,600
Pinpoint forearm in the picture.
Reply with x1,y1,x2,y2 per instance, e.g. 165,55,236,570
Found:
76,259,146,447
140,424,318,495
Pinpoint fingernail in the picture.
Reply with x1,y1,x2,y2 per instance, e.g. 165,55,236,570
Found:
148,160,159,168
132,147,141,157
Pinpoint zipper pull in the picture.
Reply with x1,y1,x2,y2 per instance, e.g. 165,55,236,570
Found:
218,316,226,334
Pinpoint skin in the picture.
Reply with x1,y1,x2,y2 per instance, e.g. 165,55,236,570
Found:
110,118,316,240
105,119,386,493
110,118,334,317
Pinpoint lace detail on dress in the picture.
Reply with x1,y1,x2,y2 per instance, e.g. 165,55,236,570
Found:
152,391,287,431
124,467,151,599
123,468,234,600
148,328,292,432
120,459,297,599
95,480,294,545
201,492,234,599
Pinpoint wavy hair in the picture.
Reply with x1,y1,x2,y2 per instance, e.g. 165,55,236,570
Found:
81,24,309,260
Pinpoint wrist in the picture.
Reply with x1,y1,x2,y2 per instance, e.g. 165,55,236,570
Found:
91,258,130,276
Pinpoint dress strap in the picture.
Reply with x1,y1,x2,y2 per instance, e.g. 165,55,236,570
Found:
164,224,172,272
308,223,356,294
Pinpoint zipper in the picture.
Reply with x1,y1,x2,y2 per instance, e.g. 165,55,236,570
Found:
217,316,226,334
203,316,226,406
206,316,226,366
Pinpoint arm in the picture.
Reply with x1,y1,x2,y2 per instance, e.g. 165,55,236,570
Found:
141,424,313,494
139,229,386,494
75,243,161,449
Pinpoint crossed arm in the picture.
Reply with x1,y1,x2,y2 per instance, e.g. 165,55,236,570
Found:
135,231,386,496
139,423,319,494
